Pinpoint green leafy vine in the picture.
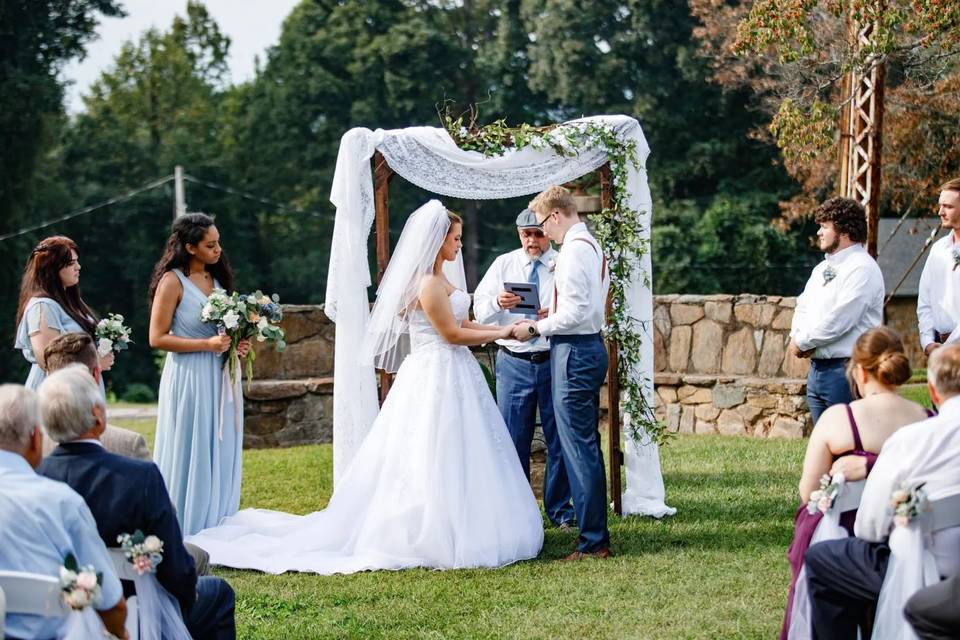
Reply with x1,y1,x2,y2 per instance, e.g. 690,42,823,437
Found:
445,115,668,446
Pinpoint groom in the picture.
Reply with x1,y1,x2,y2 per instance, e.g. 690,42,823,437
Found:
514,185,612,560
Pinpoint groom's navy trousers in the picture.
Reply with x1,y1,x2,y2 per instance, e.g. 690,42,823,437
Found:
496,348,576,526
550,332,610,553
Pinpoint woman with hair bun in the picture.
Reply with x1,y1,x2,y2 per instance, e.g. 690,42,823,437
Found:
781,326,931,638
148,213,249,535
14,236,111,395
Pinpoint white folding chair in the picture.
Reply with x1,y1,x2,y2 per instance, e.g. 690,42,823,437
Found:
109,549,140,640
0,570,68,636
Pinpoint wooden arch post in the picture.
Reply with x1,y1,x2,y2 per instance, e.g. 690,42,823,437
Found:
371,152,624,516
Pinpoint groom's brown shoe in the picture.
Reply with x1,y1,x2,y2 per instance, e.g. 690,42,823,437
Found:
562,547,612,561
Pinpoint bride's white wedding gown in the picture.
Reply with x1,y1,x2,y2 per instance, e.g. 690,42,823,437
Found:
186,289,544,574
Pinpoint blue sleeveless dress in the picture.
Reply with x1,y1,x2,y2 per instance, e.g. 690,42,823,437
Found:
14,297,106,398
154,269,242,535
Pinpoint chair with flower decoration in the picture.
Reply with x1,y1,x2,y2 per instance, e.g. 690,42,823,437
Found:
0,570,68,636
109,548,190,640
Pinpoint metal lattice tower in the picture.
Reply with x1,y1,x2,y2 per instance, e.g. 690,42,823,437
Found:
838,16,886,257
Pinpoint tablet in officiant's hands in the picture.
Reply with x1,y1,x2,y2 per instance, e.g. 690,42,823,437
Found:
503,282,540,315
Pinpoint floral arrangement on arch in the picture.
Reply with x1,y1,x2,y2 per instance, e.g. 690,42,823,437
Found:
445,114,664,445
59,553,102,610
117,529,164,575
200,289,287,383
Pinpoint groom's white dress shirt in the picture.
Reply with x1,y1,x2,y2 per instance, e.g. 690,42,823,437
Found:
918,233,960,350
473,247,557,353
536,222,610,337
855,395,960,578
790,243,884,359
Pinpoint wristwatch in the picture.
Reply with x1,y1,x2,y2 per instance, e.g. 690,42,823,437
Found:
527,324,539,337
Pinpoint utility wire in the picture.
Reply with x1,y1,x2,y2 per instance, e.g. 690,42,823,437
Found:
183,175,328,219
0,175,174,243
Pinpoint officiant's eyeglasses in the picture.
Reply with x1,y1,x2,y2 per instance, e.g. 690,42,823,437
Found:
520,229,545,238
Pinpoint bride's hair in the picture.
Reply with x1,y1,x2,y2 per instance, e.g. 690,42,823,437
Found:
846,327,911,398
447,210,462,226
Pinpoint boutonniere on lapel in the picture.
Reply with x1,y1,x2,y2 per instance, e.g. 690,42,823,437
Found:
547,258,557,273
952,246,960,271
822,265,837,285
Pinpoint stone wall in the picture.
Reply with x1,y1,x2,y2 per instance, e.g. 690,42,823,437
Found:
652,294,813,438
243,305,334,448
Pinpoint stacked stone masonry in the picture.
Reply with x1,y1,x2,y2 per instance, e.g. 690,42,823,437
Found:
245,295,814,449
653,294,813,439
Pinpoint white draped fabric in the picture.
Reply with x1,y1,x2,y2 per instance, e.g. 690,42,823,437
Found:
324,115,673,517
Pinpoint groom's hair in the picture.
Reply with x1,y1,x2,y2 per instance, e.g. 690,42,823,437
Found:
941,177,960,194
529,185,578,218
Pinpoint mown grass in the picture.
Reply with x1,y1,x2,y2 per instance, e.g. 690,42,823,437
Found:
116,417,806,639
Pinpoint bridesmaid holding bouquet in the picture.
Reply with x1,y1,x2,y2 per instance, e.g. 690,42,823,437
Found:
148,213,249,535
14,236,112,395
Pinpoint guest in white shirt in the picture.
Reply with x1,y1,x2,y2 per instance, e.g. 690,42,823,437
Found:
473,209,575,528
789,197,884,425
917,178,960,357
804,344,960,640
515,185,611,560
0,384,128,640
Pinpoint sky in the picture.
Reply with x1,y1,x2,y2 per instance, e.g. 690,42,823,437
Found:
61,0,301,113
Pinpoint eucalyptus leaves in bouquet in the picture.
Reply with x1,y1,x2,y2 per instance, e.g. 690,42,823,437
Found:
200,289,286,383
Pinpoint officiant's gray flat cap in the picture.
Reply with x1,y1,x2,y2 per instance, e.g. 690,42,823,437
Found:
516,209,542,229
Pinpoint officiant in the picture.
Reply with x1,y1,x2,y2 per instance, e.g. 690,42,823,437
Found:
473,209,576,529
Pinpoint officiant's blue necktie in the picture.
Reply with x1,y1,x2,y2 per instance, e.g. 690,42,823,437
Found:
526,258,540,320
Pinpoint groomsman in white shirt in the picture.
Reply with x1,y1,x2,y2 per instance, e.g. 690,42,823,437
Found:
473,209,576,529
515,185,612,560
804,344,960,640
789,197,885,425
917,178,960,357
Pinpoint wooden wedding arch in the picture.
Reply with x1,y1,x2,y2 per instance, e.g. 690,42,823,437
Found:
370,151,625,515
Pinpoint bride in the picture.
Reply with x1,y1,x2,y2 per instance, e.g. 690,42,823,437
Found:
187,200,545,574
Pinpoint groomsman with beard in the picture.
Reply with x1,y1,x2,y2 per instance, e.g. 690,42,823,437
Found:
789,197,884,426
473,209,576,530
515,185,612,560
918,178,960,357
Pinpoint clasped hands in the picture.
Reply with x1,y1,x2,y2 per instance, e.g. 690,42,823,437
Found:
498,289,546,342
788,339,814,359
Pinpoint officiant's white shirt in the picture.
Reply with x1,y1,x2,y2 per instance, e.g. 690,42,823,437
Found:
855,395,960,578
790,243,884,358
536,222,610,337
917,233,960,350
473,246,557,352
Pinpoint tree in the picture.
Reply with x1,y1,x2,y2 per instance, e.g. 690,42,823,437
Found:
690,0,960,219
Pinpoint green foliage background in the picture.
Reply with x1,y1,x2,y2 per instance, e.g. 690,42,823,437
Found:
0,0,819,394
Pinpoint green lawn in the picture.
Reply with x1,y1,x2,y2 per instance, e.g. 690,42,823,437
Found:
115,417,806,639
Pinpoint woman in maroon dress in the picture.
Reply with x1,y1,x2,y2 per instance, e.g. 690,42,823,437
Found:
781,327,931,638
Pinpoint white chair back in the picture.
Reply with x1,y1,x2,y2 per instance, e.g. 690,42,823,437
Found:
0,570,67,617
108,548,190,640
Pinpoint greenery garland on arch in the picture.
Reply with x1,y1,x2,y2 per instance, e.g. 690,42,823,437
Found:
444,116,668,446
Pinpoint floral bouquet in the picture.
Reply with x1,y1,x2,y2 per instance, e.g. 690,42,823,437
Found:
59,553,102,610
807,473,844,515
95,313,133,357
890,481,927,528
117,529,164,575
200,289,286,383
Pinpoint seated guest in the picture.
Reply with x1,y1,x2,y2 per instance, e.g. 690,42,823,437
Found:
904,574,960,639
805,344,960,640
0,383,128,640
41,332,150,461
36,366,236,640
781,327,929,638
41,332,211,575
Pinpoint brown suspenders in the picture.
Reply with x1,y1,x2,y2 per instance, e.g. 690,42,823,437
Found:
552,237,607,311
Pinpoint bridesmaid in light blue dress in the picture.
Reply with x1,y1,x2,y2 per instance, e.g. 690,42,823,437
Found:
148,213,249,535
14,236,110,397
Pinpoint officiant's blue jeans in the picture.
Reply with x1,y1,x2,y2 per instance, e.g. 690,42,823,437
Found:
496,349,576,526
550,333,610,553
